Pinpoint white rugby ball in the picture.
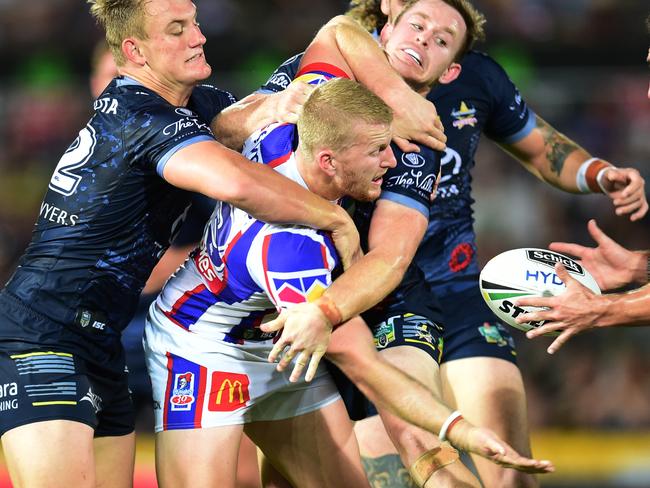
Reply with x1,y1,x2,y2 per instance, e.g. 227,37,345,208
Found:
479,248,601,335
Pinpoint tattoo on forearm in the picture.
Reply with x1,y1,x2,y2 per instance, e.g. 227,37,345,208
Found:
536,116,579,176
362,454,417,488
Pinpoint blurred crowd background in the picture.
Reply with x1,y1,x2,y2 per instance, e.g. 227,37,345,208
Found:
0,0,648,486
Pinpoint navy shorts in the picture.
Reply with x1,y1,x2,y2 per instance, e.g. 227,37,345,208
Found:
439,284,517,364
329,280,445,421
0,291,134,437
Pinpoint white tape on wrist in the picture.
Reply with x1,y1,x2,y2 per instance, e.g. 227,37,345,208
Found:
439,410,463,443
576,157,611,193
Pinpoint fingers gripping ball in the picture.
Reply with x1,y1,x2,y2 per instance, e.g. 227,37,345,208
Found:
479,248,600,335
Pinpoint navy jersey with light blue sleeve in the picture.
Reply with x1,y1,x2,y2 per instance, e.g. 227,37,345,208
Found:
274,61,442,299
3,77,237,337
415,51,534,295
260,50,533,363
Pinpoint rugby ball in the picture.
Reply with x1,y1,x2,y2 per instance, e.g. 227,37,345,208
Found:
479,248,601,335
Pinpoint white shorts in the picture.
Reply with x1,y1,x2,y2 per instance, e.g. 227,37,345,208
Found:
144,310,340,433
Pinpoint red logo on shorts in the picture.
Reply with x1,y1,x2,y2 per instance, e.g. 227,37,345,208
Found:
208,372,250,412
448,243,474,273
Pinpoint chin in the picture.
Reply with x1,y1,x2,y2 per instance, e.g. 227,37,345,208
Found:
354,189,381,202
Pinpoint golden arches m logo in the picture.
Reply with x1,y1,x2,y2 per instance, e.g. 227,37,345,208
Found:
208,371,250,412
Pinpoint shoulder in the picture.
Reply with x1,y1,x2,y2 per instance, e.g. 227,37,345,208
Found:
380,144,440,217
257,227,337,274
259,53,305,94
243,123,298,166
193,84,238,107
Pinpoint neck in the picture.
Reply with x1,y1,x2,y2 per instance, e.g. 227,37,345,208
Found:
407,79,434,97
119,67,194,107
294,148,341,202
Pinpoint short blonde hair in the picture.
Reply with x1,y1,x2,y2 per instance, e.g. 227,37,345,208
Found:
87,0,149,65
395,0,486,60
297,78,393,160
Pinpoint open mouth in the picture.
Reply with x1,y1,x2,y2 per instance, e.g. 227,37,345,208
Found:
372,175,384,185
403,48,422,67
187,52,204,63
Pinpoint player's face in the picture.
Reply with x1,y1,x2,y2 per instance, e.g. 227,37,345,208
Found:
335,123,396,202
382,0,466,93
140,0,211,87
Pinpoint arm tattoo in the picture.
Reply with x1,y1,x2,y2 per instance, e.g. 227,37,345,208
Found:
536,116,579,177
362,454,417,488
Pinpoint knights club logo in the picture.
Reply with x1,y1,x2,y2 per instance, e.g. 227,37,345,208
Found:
170,371,195,411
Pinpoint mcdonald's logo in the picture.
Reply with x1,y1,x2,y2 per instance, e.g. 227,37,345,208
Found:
208,371,250,412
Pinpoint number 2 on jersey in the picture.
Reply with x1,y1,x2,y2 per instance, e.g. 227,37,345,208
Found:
49,124,97,196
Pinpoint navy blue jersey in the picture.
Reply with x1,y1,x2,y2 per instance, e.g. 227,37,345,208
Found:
353,143,440,250
260,50,535,296
417,51,534,294
288,62,441,297
3,77,236,334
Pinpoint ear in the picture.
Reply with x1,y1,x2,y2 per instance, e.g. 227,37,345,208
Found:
380,0,390,16
122,38,146,66
438,62,462,85
379,22,394,46
315,150,337,177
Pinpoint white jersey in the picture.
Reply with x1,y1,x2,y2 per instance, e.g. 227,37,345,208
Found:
145,123,341,430
152,122,339,343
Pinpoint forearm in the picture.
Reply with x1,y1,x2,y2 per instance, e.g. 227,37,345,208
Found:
166,142,349,232
329,344,452,434
332,17,416,107
231,160,350,231
599,285,650,327
212,93,273,151
629,252,650,286
322,250,409,322
506,115,608,192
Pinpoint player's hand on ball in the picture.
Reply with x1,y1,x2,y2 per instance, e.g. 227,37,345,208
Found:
262,302,333,382
516,263,606,354
549,219,644,291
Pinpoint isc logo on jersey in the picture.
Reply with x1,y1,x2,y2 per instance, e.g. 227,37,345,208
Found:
479,248,600,335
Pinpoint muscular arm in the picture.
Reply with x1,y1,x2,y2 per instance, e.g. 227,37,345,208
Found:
501,115,647,220
163,141,358,265
302,15,445,152
322,200,428,322
212,83,313,151
500,115,594,191
326,318,554,473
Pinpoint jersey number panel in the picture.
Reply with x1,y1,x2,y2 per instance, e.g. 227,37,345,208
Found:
49,124,97,196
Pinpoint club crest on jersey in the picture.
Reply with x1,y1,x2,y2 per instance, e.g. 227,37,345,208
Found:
268,270,331,305
401,152,426,168
451,101,478,129
170,372,195,411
